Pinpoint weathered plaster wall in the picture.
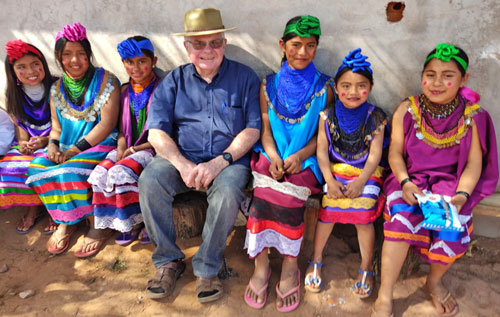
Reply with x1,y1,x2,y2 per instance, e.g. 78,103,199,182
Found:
1,0,500,183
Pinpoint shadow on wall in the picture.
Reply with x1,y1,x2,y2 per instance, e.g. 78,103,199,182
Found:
225,44,273,79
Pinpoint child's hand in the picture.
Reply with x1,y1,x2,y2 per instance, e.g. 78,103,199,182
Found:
115,144,128,161
269,157,284,180
450,194,467,213
402,181,423,205
26,136,47,151
60,149,78,163
344,179,365,198
18,141,33,155
326,180,345,199
283,154,302,175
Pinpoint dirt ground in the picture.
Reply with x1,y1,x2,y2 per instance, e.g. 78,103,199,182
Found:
0,206,499,317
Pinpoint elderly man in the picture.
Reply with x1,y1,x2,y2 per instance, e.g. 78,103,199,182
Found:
139,8,261,303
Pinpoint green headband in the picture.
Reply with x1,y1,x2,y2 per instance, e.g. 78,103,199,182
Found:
426,43,468,72
283,16,321,38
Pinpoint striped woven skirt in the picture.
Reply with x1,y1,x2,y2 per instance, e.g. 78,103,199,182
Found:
26,144,115,225
382,173,473,265
0,145,45,208
244,152,320,258
88,149,153,232
319,163,384,224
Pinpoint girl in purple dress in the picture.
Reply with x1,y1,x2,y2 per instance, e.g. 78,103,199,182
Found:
373,44,498,317
1,40,57,234
305,49,387,298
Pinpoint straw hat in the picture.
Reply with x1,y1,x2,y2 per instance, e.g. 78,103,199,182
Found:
172,8,237,36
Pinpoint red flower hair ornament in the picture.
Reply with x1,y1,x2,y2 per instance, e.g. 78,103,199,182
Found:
5,40,42,64
56,22,87,42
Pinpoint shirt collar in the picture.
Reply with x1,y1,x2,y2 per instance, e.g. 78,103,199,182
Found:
190,57,228,84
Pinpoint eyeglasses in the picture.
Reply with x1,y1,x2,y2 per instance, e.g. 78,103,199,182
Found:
186,39,225,50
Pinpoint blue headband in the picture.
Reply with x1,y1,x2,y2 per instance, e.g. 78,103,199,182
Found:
336,48,372,77
117,38,154,59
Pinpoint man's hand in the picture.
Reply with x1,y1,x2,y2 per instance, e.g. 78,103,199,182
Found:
186,156,227,190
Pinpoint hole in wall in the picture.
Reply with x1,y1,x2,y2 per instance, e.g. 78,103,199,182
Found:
386,2,405,22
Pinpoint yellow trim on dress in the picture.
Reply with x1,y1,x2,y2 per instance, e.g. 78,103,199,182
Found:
407,95,481,148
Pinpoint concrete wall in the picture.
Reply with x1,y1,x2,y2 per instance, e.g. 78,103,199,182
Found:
1,0,500,185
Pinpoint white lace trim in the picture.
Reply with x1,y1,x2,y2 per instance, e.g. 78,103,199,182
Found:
391,213,423,234
244,229,302,257
429,240,457,258
0,162,31,168
362,185,381,196
252,172,311,201
386,190,403,208
26,167,91,184
92,185,139,196
88,151,152,192
94,213,144,232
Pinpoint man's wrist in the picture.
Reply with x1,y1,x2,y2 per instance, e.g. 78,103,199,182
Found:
222,152,233,165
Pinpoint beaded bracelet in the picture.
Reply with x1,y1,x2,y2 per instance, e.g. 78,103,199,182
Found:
75,138,91,152
456,191,470,200
130,146,136,154
400,177,412,188
48,139,60,147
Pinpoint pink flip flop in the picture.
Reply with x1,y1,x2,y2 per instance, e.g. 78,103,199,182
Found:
276,270,301,313
244,270,271,309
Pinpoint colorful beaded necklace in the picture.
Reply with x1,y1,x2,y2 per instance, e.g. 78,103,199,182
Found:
62,66,95,106
419,94,460,119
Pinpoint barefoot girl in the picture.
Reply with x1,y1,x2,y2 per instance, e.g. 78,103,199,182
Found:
372,43,498,316
1,40,57,234
305,49,388,298
88,36,159,245
244,15,334,312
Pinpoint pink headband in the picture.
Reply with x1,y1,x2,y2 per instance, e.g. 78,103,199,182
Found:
56,22,87,42
5,40,42,64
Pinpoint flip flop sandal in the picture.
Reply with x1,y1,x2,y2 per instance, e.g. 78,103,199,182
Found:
43,218,59,235
74,230,114,258
47,226,77,255
146,260,186,299
244,270,271,309
351,269,375,299
276,270,301,313
430,291,459,316
304,260,323,293
16,213,42,235
115,230,140,246
196,276,224,303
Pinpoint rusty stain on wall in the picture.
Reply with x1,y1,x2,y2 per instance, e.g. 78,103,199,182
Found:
386,2,405,22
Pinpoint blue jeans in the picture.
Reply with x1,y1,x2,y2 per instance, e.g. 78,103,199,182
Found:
139,156,250,278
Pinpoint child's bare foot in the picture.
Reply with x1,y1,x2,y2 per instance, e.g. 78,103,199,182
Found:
276,268,300,311
43,218,59,234
244,265,271,307
304,260,323,292
352,269,375,298
426,281,459,316
372,297,393,317
74,228,113,258
16,207,40,234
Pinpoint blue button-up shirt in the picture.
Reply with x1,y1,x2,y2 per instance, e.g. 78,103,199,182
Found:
146,57,261,166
